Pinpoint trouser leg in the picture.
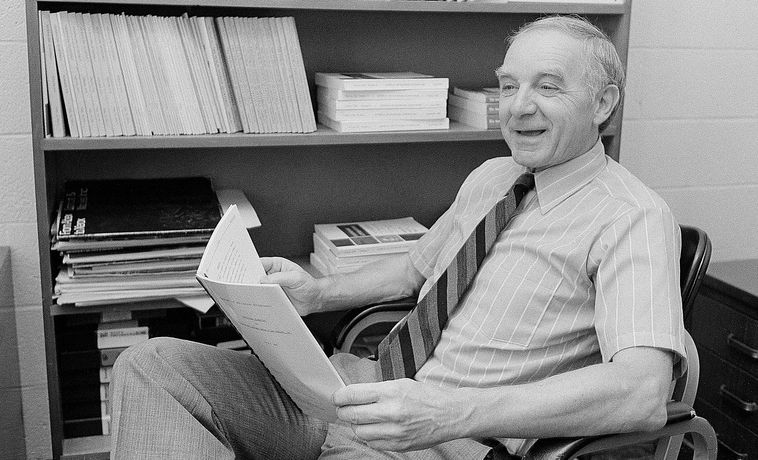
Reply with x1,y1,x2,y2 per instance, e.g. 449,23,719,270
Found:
110,337,328,459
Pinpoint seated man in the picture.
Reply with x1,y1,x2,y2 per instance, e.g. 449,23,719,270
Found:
110,15,686,460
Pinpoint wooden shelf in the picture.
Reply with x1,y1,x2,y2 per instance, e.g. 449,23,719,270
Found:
41,123,505,151
37,0,627,15
61,435,109,460
41,124,620,151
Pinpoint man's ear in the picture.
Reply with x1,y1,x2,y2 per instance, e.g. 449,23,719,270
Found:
594,84,621,127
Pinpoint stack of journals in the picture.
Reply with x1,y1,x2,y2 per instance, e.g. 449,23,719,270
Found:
51,177,258,308
57,311,149,437
310,217,428,275
447,87,500,130
37,10,315,137
315,72,450,133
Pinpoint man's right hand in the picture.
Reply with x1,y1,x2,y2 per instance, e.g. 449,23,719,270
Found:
260,256,325,316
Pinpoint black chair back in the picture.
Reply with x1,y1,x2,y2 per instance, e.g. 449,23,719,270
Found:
679,225,712,322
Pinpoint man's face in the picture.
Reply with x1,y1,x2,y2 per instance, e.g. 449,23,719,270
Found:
497,30,601,171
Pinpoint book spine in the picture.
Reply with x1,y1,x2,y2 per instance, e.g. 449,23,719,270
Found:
317,91,447,110
447,93,499,114
99,365,113,383
318,112,449,133
316,73,449,91
100,346,128,366
447,105,500,130
96,326,149,349
319,105,447,121
319,87,448,101
452,87,499,104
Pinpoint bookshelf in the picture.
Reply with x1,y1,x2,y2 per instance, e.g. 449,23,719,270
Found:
26,1,631,457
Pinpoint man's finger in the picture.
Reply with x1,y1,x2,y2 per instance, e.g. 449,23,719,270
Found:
261,271,301,287
335,404,386,425
333,383,382,406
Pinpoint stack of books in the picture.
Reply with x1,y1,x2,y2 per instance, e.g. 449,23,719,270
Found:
51,177,257,308
95,312,149,435
37,10,315,137
447,87,500,130
315,72,450,133
310,217,429,275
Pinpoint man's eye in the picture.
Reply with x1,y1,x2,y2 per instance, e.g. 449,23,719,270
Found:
539,84,559,94
500,84,517,96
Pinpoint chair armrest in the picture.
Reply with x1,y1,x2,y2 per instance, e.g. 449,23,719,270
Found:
523,401,716,460
330,298,416,351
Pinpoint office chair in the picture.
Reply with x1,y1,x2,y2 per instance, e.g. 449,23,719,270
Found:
330,225,716,459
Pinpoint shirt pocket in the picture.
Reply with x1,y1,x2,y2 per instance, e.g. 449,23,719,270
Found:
477,275,562,348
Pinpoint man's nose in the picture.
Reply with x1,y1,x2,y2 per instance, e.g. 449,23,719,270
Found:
509,88,537,117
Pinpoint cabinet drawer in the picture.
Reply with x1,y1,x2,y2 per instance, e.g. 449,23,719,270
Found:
694,398,757,459
698,347,758,435
692,294,758,379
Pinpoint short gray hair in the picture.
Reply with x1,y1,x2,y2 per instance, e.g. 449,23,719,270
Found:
507,15,625,132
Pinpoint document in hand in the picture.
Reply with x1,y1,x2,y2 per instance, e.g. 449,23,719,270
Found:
195,205,345,422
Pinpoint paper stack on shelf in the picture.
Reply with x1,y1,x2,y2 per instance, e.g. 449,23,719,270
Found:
309,217,428,275
37,10,315,138
447,87,500,130
51,176,258,309
315,72,450,133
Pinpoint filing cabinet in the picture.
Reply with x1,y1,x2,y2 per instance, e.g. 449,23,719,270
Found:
688,260,758,459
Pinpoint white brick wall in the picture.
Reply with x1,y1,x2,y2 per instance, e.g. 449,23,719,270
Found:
621,0,758,262
0,0,51,458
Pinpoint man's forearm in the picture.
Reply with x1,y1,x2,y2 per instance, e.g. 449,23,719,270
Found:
314,253,425,313
452,347,673,440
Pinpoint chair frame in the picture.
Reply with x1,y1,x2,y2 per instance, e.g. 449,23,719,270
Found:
329,225,717,459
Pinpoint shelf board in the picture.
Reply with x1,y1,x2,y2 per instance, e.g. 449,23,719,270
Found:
40,123,505,151
61,435,109,460
42,122,619,152
37,0,627,15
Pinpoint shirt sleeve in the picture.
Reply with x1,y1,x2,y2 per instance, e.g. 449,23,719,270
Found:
407,203,456,279
590,205,687,377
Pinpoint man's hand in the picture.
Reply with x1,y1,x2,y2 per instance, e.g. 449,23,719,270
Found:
332,379,469,452
259,257,324,316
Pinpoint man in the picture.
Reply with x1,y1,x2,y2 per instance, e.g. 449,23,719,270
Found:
110,16,686,460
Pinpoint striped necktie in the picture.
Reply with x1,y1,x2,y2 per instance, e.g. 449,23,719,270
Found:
377,173,535,380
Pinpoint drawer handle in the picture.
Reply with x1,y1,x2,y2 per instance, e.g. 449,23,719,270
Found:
727,333,758,360
720,384,758,413
716,438,749,460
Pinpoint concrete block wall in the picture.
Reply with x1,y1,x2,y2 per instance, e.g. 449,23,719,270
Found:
1,247,26,459
620,0,758,262
0,0,52,458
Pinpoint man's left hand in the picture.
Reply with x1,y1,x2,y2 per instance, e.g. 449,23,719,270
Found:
332,379,469,452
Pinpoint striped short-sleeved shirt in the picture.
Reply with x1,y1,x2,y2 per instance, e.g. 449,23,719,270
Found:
409,140,687,393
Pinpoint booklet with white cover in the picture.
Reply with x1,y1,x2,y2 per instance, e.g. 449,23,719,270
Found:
196,205,345,422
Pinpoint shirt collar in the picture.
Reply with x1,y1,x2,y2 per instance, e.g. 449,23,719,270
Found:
532,139,607,214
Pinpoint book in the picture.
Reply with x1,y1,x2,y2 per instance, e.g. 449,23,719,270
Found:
447,93,499,115
314,217,427,257
99,347,127,366
318,112,449,133
447,104,500,130
317,87,448,101
96,321,149,349
195,205,345,422
315,72,449,91
452,86,499,104
54,177,221,241
317,94,447,111
319,104,447,121
313,233,389,267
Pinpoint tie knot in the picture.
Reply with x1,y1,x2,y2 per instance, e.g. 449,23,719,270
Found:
513,172,534,202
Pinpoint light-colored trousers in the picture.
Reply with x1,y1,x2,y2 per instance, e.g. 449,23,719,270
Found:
110,337,492,460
